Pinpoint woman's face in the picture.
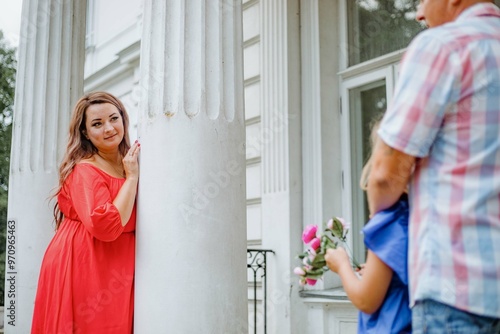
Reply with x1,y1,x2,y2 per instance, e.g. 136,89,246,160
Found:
83,103,124,153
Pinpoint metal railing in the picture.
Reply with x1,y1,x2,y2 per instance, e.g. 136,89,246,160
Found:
247,249,274,334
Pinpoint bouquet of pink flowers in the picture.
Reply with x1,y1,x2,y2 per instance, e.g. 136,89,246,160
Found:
294,217,361,286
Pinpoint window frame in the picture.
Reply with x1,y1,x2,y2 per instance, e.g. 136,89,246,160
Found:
340,65,397,261
337,0,414,264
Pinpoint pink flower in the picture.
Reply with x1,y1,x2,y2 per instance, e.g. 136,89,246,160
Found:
294,267,306,276
327,217,350,233
299,278,307,286
307,254,318,267
310,237,321,250
302,225,318,244
306,278,318,286
327,218,334,230
337,217,349,230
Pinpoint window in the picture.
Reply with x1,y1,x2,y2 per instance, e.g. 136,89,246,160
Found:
341,0,500,262
347,0,424,66
340,0,423,262
351,83,386,208
341,66,397,261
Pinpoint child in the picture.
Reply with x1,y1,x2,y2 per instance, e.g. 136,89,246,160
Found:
325,120,411,333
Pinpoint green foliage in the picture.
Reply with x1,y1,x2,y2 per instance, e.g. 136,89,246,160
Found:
0,30,16,306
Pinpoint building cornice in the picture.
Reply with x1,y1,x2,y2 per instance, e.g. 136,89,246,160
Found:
84,40,141,92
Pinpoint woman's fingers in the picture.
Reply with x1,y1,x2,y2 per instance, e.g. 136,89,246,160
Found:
128,141,140,157
122,141,141,179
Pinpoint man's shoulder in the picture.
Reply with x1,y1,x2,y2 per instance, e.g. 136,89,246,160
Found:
424,6,500,47
408,18,495,56
405,28,455,59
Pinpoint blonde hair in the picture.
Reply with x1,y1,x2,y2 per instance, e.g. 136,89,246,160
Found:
359,115,383,191
52,92,131,229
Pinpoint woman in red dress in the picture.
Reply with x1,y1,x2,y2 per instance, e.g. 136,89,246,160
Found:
31,92,140,333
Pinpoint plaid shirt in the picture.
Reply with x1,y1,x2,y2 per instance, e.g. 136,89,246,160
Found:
379,3,500,318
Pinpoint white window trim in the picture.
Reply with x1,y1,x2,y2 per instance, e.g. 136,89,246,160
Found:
341,67,391,258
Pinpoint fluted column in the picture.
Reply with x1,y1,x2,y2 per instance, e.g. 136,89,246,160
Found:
4,0,86,332
135,1,247,332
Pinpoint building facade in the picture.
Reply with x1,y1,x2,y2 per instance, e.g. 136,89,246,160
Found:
82,1,424,333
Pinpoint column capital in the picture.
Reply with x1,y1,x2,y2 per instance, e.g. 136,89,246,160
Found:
139,0,243,121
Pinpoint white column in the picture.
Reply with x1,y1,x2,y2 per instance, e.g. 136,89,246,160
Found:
4,0,86,332
134,1,247,332
260,0,306,333
300,0,344,290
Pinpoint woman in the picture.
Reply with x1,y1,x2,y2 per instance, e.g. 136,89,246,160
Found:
31,92,140,333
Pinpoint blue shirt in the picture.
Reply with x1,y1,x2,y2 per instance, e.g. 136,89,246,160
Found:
358,197,411,334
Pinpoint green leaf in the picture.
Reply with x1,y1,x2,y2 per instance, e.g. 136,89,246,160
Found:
311,255,326,267
297,251,308,259
305,268,324,276
330,217,344,239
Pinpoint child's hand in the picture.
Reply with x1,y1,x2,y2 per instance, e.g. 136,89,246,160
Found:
325,247,350,274
355,263,366,277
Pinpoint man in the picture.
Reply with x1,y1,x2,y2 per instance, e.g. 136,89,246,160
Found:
367,0,500,332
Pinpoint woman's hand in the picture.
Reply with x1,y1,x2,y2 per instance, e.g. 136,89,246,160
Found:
325,247,351,274
114,141,140,226
122,141,140,180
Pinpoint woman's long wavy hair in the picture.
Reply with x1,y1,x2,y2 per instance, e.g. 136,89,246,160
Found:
52,91,131,229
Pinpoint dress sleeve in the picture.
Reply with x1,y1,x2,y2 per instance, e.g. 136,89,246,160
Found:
362,198,409,285
69,164,125,241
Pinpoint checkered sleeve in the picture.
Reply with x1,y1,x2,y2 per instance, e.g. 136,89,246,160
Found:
379,32,461,158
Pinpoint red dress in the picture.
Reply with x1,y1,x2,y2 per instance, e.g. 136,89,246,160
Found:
31,163,136,333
